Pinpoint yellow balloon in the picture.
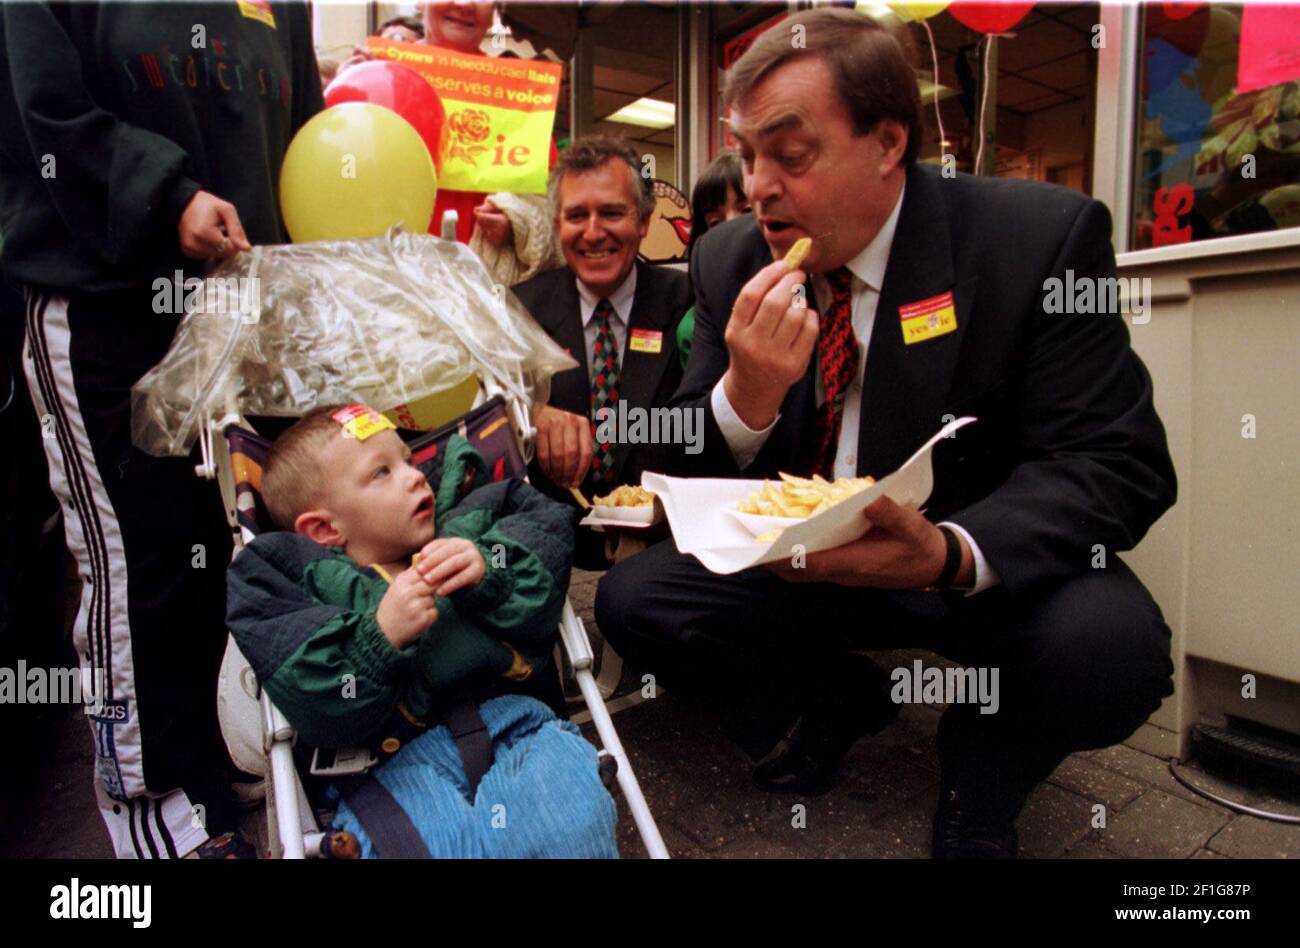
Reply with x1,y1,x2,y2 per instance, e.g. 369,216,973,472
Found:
886,1,951,21
383,375,481,432
279,102,437,243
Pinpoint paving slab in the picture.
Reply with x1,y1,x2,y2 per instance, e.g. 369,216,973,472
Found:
712,831,802,859
1046,755,1146,813
1062,837,1122,859
1123,721,1180,759
671,795,790,852
853,703,943,773
1205,815,1300,859
828,798,935,858
1088,745,1234,816
1100,790,1233,859
1017,782,1097,859
784,751,939,855
615,802,702,859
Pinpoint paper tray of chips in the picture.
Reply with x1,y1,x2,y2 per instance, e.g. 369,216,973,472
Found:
641,416,975,574
579,503,662,529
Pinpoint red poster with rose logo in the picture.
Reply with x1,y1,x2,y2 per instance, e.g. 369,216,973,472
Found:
367,39,562,194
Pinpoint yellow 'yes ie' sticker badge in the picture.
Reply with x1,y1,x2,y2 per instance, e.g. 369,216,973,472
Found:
332,404,396,442
899,291,957,345
628,328,663,354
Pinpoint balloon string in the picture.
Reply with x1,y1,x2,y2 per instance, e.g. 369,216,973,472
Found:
976,34,993,175
921,19,947,162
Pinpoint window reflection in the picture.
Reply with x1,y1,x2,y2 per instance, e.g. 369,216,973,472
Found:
1132,3,1300,251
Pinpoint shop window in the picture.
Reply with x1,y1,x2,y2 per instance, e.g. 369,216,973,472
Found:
572,2,679,186
711,4,788,156
907,3,1100,194
707,4,1100,195
1132,3,1300,251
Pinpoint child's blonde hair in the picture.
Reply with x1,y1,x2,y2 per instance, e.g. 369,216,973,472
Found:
262,405,350,530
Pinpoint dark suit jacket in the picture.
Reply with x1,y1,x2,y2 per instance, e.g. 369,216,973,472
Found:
512,258,693,500
665,162,1177,595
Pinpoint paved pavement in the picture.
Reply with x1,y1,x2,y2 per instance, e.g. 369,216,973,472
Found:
565,570,1300,860
4,569,1298,859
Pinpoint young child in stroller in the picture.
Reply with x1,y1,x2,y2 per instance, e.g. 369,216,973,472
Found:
226,404,618,858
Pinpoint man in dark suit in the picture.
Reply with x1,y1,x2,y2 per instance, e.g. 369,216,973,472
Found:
595,9,1177,857
513,136,692,566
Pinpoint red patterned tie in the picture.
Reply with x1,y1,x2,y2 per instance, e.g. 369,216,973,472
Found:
809,267,858,478
587,298,621,486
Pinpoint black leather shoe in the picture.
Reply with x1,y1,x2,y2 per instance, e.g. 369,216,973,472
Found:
752,716,851,796
931,709,1049,859
752,697,900,796
931,784,1019,858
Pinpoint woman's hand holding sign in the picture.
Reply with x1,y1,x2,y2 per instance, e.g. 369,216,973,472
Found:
473,199,515,250
721,257,820,431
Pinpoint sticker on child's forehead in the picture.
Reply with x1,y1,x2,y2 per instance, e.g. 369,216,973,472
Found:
331,405,396,441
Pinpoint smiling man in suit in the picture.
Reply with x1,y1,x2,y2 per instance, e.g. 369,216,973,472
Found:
513,135,692,566
594,9,1178,858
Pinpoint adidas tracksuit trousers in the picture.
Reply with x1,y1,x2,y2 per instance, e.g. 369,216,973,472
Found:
22,286,237,858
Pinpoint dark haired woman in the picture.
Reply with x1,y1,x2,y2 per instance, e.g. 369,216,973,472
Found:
679,152,750,368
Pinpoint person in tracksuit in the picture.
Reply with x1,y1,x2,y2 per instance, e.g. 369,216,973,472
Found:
0,1,324,858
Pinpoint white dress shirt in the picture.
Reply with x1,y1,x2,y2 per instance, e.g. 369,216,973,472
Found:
710,185,1000,595
575,266,637,373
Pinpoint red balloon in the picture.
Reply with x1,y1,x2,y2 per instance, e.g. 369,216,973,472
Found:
325,61,446,175
949,2,1035,34
1161,2,1205,22
1147,3,1210,56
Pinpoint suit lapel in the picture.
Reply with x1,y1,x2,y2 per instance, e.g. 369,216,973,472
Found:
612,261,675,474
545,271,592,417
857,164,974,478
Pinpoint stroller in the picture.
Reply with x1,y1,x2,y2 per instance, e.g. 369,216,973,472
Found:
132,230,668,858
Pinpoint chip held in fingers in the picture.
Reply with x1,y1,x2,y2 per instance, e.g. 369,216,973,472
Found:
783,237,812,271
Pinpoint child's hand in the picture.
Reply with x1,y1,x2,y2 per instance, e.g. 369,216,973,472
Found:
376,568,439,649
415,538,486,596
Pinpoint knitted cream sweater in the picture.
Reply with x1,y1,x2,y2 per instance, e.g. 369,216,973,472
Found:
468,191,566,287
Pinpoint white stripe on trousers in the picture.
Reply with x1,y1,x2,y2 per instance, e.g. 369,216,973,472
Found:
22,289,208,859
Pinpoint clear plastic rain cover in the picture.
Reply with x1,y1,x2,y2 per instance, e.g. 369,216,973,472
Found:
131,229,577,456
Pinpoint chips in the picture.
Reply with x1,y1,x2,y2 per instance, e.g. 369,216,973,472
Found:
783,237,812,271
737,471,875,519
594,485,657,508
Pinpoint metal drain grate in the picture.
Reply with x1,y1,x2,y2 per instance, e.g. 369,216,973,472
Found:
1191,722,1300,782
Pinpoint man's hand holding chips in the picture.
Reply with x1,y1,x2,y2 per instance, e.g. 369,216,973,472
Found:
766,495,973,589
